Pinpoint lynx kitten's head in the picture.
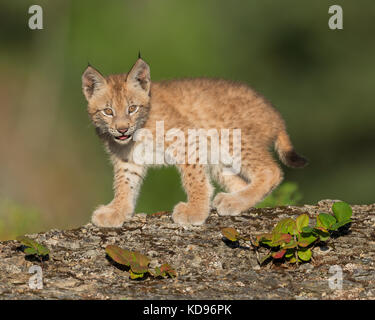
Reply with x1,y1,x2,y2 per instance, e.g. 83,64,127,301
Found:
82,58,151,145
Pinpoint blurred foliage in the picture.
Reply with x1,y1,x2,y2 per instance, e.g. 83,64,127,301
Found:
0,199,44,240
256,182,303,208
0,0,374,239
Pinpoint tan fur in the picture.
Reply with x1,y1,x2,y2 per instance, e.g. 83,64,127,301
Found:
82,58,307,227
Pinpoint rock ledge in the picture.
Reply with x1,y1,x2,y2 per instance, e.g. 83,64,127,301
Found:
1,200,374,300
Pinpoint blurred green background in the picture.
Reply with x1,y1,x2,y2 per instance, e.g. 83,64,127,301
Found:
0,0,374,240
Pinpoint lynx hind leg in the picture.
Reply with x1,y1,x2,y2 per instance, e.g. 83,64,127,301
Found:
172,164,213,226
214,155,283,216
212,166,249,216
210,165,248,193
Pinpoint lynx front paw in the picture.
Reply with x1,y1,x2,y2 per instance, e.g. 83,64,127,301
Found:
172,202,209,226
91,205,130,228
213,192,245,216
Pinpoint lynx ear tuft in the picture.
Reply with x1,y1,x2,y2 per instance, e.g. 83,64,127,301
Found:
82,65,106,101
126,58,150,95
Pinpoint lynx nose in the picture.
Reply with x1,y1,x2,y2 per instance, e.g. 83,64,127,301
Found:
117,128,128,134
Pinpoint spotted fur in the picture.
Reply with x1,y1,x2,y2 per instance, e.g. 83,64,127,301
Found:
82,58,307,227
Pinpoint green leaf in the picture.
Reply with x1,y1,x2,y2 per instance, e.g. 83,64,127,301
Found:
289,256,297,263
297,248,312,261
284,218,298,235
302,226,314,233
221,227,240,241
317,213,336,229
285,249,295,259
129,270,144,279
313,228,330,242
298,233,317,247
282,239,298,249
17,236,50,256
24,247,37,255
330,219,352,230
296,214,309,233
259,253,272,265
273,218,294,234
35,243,49,256
332,202,352,222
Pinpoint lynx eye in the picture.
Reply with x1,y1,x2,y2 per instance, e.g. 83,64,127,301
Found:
128,105,139,115
102,108,114,117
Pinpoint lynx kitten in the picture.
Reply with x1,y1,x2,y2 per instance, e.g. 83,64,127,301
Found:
82,57,307,227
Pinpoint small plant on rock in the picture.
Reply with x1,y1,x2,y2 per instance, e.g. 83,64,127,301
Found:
221,201,352,266
105,245,177,280
17,236,50,263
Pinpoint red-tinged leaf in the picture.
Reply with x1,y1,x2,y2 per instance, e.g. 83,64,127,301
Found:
275,218,297,235
314,226,328,233
257,233,279,247
149,267,161,277
280,233,292,243
221,227,240,241
256,233,273,241
273,218,294,234
105,245,132,266
272,249,286,259
160,263,177,278
132,251,150,267
273,233,292,246
130,262,149,274
298,233,317,247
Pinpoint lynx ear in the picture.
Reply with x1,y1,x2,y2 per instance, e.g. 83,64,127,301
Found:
126,58,151,96
82,65,106,101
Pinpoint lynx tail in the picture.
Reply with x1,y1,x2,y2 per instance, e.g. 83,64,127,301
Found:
275,130,308,168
